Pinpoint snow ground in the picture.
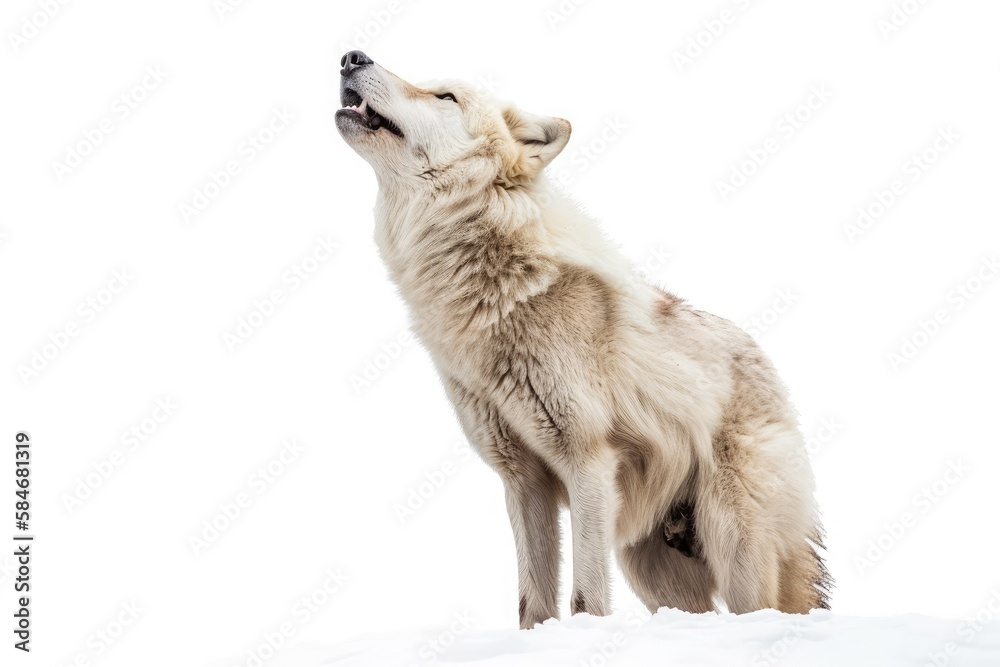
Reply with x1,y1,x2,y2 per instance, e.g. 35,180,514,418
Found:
255,608,1000,667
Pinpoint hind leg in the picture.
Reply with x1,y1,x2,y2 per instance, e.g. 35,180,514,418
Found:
617,530,717,613
696,475,782,613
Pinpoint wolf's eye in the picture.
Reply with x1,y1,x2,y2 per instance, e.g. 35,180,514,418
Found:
435,93,457,103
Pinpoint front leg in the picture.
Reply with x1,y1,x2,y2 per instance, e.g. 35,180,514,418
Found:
443,377,563,628
567,453,617,617
502,452,562,629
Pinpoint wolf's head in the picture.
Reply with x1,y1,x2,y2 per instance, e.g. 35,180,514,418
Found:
335,51,571,190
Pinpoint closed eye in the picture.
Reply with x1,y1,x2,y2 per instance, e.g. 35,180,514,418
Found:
435,92,457,102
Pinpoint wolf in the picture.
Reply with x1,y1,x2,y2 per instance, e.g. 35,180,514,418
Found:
335,50,831,628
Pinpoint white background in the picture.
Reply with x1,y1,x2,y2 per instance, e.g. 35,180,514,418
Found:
1,0,999,665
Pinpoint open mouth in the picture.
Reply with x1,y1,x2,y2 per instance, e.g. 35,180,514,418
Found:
338,87,404,138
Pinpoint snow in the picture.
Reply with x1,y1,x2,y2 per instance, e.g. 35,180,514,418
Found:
253,607,1000,667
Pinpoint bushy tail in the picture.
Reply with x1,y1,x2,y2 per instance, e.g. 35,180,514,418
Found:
777,531,833,613
810,532,834,610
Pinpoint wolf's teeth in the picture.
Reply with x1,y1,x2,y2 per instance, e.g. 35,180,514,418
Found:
358,99,368,114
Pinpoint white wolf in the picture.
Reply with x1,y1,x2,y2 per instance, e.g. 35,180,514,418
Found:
335,51,830,628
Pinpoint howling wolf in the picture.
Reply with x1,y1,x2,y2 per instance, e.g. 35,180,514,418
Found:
335,50,830,628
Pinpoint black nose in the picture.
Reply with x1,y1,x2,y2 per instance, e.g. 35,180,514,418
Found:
340,50,373,77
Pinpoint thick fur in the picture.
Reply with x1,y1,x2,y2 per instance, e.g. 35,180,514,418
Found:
335,52,831,628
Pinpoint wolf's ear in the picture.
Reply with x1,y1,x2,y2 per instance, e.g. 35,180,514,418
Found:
501,106,572,181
